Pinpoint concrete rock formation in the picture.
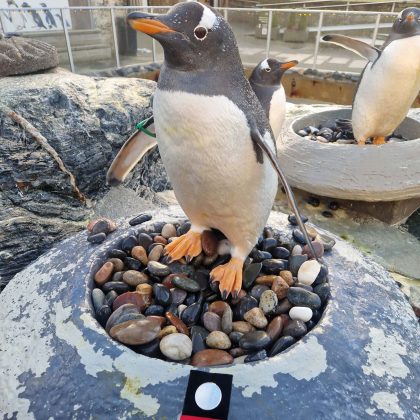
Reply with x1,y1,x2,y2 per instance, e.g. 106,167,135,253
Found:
0,206,418,419
0,70,155,286
0,33,59,77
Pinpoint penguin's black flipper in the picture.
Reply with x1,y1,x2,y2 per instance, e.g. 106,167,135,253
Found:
322,34,380,62
250,125,319,261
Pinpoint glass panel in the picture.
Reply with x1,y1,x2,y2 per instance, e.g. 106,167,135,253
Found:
375,12,398,49
0,6,72,71
269,10,319,71
68,8,116,73
225,9,265,66
315,11,378,73
113,6,166,68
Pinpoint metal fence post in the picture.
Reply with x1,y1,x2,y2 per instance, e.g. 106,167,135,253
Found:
61,8,75,73
110,7,121,69
391,2,396,13
151,7,156,62
224,8,228,22
312,12,324,69
371,14,380,46
346,1,350,11
266,10,273,58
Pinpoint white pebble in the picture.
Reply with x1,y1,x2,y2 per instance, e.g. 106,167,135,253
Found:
217,239,231,256
289,306,313,322
297,260,321,285
178,304,187,318
291,245,303,256
159,333,192,361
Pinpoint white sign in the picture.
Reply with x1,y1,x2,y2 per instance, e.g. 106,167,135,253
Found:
0,0,72,33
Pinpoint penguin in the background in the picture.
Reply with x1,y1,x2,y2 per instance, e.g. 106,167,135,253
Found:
322,7,420,145
40,3,57,29
249,58,298,140
4,0,27,30
22,2,47,29
55,13,70,28
110,2,314,298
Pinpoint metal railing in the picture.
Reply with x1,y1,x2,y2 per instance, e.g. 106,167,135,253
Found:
0,5,399,74
256,0,413,12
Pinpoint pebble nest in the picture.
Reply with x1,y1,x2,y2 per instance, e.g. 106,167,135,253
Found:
90,214,333,367
297,118,408,145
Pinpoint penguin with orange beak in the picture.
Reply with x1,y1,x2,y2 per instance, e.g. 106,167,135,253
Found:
323,7,420,145
116,2,314,298
249,58,298,140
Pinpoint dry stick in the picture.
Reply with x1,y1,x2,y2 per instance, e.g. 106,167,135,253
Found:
0,103,86,203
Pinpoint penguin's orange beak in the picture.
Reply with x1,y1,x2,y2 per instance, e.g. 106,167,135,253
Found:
405,12,415,22
280,60,298,70
127,12,175,35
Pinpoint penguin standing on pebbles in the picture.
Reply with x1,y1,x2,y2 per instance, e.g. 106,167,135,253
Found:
322,7,420,145
106,59,297,185
249,58,298,140
123,2,314,298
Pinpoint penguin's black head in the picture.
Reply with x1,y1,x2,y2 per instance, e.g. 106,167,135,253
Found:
127,2,241,71
249,58,298,86
393,7,420,35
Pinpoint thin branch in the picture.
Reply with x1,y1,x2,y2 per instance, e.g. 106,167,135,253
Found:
0,103,86,203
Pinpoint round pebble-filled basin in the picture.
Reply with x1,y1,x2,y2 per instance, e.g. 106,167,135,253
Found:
0,206,418,419
278,107,420,201
91,210,330,366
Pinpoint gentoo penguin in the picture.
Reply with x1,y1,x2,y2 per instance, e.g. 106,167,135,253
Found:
40,3,57,29
4,0,27,30
106,60,297,186
22,2,47,30
249,58,298,140
125,2,314,298
322,7,420,145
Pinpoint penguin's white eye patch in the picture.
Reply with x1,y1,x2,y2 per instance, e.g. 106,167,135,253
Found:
265,67,271,72
194,26,208,40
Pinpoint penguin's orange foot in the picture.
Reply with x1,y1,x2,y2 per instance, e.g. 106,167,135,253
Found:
164,230,202,263
357,138,366,145
210,257,243,300
373,136,386,145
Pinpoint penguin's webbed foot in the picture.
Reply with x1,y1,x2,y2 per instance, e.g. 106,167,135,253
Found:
210,257,243,300
373,136,386,145
164,230,202,263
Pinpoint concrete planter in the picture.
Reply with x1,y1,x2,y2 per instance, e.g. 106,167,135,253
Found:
280,108,420,202
1,206,418,419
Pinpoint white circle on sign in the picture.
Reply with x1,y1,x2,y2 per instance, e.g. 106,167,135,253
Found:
194,382,222,411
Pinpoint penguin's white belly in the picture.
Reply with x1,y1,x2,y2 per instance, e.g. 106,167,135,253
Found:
268,86,286,140
153,89,278,257
353,35,420,140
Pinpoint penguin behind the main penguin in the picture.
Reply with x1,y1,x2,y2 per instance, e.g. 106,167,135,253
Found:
322,7,420,145
122,2,313,298
249,58,298,140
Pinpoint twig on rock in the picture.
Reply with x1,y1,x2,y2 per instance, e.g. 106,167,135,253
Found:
0,103,86,203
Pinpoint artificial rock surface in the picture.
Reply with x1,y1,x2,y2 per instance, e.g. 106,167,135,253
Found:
0,34,59,77
0,69,155,286
0,206,418,419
